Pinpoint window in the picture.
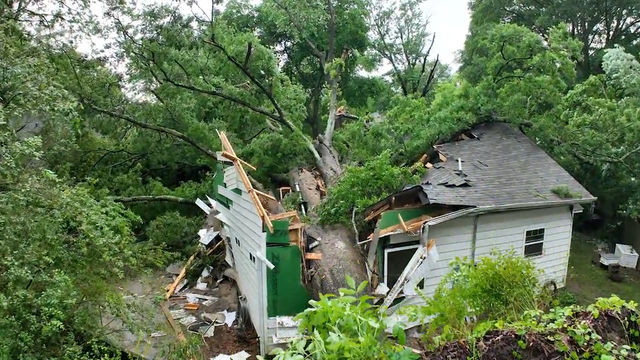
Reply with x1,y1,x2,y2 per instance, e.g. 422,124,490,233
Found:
524,228,545,257
384,244,419,289
249,253,256,263
235,238,241,247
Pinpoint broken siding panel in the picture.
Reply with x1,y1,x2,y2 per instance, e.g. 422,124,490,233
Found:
474,206,572,288
215,169,268,352
217,201,266,340
218,187,263,227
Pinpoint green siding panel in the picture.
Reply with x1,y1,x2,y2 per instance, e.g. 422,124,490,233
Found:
378,207,432,229
266,220,290,244
231,188,242,195
266,246,310,316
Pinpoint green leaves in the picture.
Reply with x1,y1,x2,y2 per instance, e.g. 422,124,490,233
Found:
275,275,408,359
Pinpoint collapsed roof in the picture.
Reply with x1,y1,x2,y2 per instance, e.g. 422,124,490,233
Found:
365,122,596,217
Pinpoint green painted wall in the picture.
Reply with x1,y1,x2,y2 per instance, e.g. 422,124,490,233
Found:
213,164,233,208
266,246,310,316
378,207,432,229
266,220,290,244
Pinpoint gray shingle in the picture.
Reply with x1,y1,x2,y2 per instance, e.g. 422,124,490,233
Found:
420,122,596,207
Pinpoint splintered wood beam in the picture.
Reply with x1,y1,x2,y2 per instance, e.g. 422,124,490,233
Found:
364,204,389,222
426,162,433,169
269,210,299,221
305,253,322,260
217,131,273,233
253,189,276,201
438,152,447,162
165,251,198,300
221,151,256,171
161,302,186,342
419,154,429,164
398,213,408,232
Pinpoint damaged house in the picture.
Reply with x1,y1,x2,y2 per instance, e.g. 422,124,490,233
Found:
363,122,597,311
204,132,314,355
200,123,597,354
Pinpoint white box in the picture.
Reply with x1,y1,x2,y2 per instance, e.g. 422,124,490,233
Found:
615,244,639,269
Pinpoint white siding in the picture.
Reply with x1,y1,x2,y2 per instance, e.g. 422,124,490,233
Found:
418,206,573,297
474,207,573,288
215,166,269,355
422,216,475,296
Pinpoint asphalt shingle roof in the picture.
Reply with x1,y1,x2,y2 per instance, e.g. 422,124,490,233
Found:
420,122,596,207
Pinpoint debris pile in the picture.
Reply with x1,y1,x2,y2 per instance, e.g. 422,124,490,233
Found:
162,258,258,358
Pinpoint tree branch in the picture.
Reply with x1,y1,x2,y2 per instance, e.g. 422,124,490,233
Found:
494,37,533,81
87,103,219,161
112,195,195,205
421,54,439,98
272,0,326,64
416,33,436,93
145,53,287,127
204,38,292,131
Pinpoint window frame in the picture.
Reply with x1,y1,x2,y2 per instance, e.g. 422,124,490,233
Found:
383,244,420,288
523,228,545,258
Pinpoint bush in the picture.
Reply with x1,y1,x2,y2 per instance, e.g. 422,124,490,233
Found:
263,276,420,360
146,211,202,257
404,251,543,346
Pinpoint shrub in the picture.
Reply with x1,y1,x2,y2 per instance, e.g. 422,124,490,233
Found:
263,276,420,360
403,250,543,346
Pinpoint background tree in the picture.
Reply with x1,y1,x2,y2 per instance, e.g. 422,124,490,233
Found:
466,0,640,80
370,0,448,97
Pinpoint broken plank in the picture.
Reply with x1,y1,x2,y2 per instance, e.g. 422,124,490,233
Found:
438,152,447,162
165,251,198,300
397,213,408,232
253,189,276,201
161,301,186,342
364,204,390,222
184,303,200,311
426,162,433,169
206,239,225,255
269,210,299,221
304,253,322,260
220,151,257,171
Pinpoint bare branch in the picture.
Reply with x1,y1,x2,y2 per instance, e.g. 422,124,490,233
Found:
416,33,436,91
421,54,439,98
112,195,195,205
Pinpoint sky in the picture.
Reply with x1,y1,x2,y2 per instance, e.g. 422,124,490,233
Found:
424,0,471,68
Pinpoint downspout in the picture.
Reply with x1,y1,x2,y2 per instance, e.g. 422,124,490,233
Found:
471,215,480,262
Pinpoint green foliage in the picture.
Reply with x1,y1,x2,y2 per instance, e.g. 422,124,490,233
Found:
426,296,640,359
467,0,640,80
146,211,202,257
263,276,419,360
0,125,158,359
403,251,543,347
317,151,423,225
551,185,583,199
282,192,303,212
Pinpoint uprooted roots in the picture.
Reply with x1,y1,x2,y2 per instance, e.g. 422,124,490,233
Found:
424,309,640,360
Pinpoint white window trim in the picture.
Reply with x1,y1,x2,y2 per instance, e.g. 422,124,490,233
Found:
383,244,420,287
523,228,545,258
